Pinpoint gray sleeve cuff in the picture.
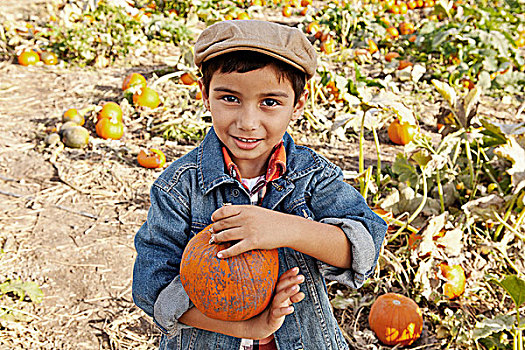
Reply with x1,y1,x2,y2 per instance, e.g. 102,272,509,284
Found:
318,218,376,289
153,275,193,335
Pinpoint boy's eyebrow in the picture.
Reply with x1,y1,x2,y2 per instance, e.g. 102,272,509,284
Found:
212,87,290,98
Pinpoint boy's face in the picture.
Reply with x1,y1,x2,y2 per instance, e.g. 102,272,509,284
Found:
200,65,307,178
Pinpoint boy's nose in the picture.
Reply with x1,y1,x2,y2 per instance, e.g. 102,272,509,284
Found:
236,108,260,130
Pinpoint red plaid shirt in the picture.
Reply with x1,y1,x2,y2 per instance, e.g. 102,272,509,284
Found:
222,141,286,204
223,142,285,348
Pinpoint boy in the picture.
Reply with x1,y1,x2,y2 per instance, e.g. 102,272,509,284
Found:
132,20,387,350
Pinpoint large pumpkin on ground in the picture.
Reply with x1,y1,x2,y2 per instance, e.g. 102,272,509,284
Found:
368,293,424,346
180,224,279,321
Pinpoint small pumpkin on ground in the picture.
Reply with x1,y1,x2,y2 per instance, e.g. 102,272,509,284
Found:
180,224,279,321
388,119,417,145
369,293,424,346
97,102,123,122
122,72,147,91
368,39,379,54
59,121,80,136
385,52,400,62
18,50,40,66
95,117,124,140
45,132,61,146
40,51,58,65
180,72,197,86
133,87,160,109
62,125,90,148
398,60,414,70
137,149,166,169
439,263,466,299
62,108,85,126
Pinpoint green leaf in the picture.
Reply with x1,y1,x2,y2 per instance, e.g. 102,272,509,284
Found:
354,62,385,88
432,28,457,49
330,293,354,310
411,150,432,167
392,153,418,185
473,314,515,340
434,0,453,18
480,120,511,147
490,275,525,309
0,280,43,303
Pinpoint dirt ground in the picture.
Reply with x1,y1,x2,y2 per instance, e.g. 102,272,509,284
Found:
1,1,523,349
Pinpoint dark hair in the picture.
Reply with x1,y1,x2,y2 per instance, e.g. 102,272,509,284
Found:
200,51,307,105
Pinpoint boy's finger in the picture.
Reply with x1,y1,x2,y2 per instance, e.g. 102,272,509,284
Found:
273,267,299,286
271,305,294,318
281,267,300,278
209,218,241,235
209,225,243,243
216,240,249,259
290,291,305,304
274,274,304,294
272,284,300,308
211,204,243,222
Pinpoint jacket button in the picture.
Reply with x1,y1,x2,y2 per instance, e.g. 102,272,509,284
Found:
232,189,240,197
272,182,283,191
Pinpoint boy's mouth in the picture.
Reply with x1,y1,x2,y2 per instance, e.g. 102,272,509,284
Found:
234,136,261,143
232,136,262,150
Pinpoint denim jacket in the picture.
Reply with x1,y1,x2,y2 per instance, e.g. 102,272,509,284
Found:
132,128,387,350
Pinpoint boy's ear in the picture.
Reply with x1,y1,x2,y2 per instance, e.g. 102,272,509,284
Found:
198,79,210,110
291,89,308,121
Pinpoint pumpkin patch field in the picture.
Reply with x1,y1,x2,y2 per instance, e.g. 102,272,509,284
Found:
0,0,524,349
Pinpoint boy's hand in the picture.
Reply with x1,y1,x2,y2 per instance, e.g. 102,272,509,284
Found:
244,267,305,339
178,267,305,339
210,205,289,258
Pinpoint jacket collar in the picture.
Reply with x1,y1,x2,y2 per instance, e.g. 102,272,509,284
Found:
197,127,324,195
222,141,286,183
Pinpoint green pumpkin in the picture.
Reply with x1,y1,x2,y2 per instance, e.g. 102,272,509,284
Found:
62,125,90,148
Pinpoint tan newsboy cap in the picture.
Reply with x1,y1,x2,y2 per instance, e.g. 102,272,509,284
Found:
194,20,317,79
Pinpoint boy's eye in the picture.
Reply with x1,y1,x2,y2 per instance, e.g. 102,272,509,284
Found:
221,95,239,103
261,99,280,107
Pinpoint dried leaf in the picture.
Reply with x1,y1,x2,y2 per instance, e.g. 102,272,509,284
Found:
432,79,457,112
461,194,505,220
411,64,426,83
463,87,481,123
330,291,356,310
436,228,463,256
414,213,447,258
414,259,434,299
494,136,525,192
368,91,416,124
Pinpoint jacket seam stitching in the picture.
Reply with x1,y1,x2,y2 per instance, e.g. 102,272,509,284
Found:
295,252,332,347
287,198,306,213
153,182,190,212
161,164,198,191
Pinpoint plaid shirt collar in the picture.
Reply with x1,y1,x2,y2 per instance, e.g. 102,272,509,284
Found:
222,141,286,196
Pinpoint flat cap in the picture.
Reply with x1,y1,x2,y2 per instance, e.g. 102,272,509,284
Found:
194,20,317,79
